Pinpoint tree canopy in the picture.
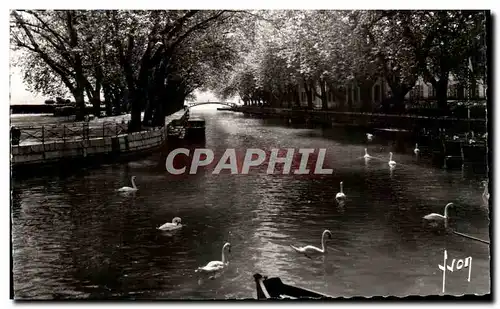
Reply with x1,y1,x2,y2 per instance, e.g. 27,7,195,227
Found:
11,9,488,128
214,10,487,112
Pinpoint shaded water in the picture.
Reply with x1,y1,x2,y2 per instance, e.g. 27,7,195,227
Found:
11,107,490,299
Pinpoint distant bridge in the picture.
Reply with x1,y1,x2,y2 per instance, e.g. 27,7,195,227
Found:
185,101,238,108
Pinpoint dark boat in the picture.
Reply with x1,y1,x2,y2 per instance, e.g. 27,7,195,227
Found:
441,140,464,169
167,119,186,140
184,117,205,141
462,142,487,163
254,273,334,300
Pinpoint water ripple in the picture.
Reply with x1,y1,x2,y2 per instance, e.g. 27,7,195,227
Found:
12,110,490,299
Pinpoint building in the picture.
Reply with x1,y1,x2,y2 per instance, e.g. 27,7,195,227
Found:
292,75,486,110
407,76,487,104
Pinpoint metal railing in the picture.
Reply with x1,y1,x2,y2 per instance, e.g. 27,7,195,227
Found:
11,121,129,146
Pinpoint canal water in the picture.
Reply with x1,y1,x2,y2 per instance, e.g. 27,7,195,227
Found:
11,106,490,299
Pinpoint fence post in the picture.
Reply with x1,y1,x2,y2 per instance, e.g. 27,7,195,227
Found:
102,123,105,139
42,126,45,145
116,123,118,137
63,125,66,143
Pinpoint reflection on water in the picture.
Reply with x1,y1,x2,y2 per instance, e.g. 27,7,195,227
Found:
12,108,490,299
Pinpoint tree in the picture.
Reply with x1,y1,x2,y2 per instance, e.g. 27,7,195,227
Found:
11,10,91,119
11,9,248,128
355,10,487,112
11,9,488,124
350,11,433,112
108,10,243,131
13,50,70,99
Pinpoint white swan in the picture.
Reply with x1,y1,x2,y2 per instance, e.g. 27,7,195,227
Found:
414,143,420,155
423,202,454,229
290,230,333,259
363,148,370,159
366,133,373,141
335,181,346,201
482,181,490,206
158,217,182,231
195,242,231,275
117,176,138,192
388,152,396,167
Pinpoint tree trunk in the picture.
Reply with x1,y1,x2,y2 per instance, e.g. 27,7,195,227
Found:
127,43,155,132
70,88,85,119
152,102,164,127
143,87,157,127
319,80,328,110
385,79,413,113
129,89,144,132
286,90,292,108
347,85,353,111
92,69,103,117
143,99,154,126
303,81,313,109
113,87,124,115
359,80,376,112
66,11,86,121
145,61,167,126
470,78,477,100
391,87,408,113
294,89,300,107
331,85,345,111
103,86,113,116
91,93,101,118
91,82,101,117
436,75,449,112
285,90,291,108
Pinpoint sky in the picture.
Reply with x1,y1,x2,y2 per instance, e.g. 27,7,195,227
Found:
10,49,44,105
9,66,44,105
